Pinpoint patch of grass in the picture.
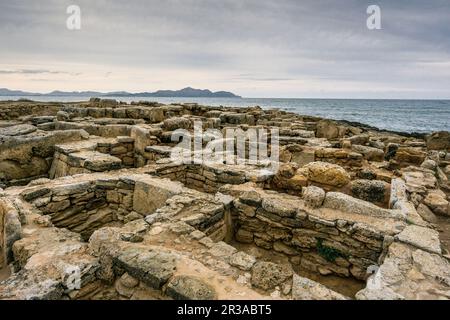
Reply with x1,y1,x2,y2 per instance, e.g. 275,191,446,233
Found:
316,238,345,262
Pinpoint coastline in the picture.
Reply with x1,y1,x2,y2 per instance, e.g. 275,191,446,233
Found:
0,97,448,136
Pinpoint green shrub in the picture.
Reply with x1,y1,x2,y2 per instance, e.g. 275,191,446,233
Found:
316,238,345,262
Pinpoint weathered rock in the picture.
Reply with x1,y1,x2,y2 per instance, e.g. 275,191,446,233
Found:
251,261,293,290
302,186,325,208
291,274,347,300
316,120,346,139
348,134,369,146
166,275,216,300
52,181,92,196
1,100,449,301
402,170,436,194
162,117,191,130
119,272,139,288
350,179,388,203
229,251,257,271
357,168,377,180
262,197,297,217
299,162,350,187
420,159,437,171
0,124,37,136
235,228,254,243
395,225,441,254
169,221,195,235
82,152,122,172
352,145,384,161
426,131,450,151
423,190,449,216
416,203,438,223
208,241,237,259
394,147,427,165
356,242,450,300
114,247,178,289
389,178,407,207
56,111,70,121
323,192,405,220
133,177,182,215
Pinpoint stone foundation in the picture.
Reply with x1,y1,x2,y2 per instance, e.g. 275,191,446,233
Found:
223,184,403,280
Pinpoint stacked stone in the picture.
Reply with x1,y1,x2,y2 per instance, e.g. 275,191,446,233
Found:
154,162,187,182
231,188,400,280
0,129,88,187
97,136,135,167
50,149,122,178
400,160,450,221
0,102,60,120
21,178,136,240
315,147,364,168
150,161,268,194
144,145,174,163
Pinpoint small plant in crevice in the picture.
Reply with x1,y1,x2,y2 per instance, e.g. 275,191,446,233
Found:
316,238,345,262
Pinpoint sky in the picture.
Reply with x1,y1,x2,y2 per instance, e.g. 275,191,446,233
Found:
0,0,449,98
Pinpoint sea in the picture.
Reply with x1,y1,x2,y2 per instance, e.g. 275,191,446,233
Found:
1,96,449,134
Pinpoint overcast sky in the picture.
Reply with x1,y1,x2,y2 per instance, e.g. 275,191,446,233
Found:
1,0,449,98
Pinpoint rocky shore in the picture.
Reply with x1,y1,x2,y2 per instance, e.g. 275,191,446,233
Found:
0,98,449,300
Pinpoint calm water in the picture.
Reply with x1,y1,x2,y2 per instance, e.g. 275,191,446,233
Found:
1,96,449,133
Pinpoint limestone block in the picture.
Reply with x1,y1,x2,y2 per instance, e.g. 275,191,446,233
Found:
132,177,182,215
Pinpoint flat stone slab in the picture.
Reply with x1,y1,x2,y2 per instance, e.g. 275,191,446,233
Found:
145,145,173,155
395,225,441,254
0,124,37,136
31,116,55,125
323,192,405,221
279,136,308,145
208,241,237,259
114,247,178,289
70,151,122,172
229,251,256,271
166,275,217,300
54,139,99,154
292,274,348,300
132,176,183,215
117,136,135,143
402,170,436,194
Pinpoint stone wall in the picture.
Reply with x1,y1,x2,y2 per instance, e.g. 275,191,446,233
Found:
54,121,132,138
60,105,166,123
0,129,88,186
224,185,404,280
49,137,135,179
147,162,271,194
314,147,364,168
96,136,135,167
0,102,61,120
21,178,135,241
130,126,161,167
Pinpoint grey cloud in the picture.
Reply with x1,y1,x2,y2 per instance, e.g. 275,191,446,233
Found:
0,0,449,98
0,69,80,75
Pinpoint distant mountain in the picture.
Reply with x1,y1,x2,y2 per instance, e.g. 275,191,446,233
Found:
0,88,38,96
0,87,241,98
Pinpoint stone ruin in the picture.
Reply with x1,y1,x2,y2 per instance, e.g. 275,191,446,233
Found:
0,98,449,300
